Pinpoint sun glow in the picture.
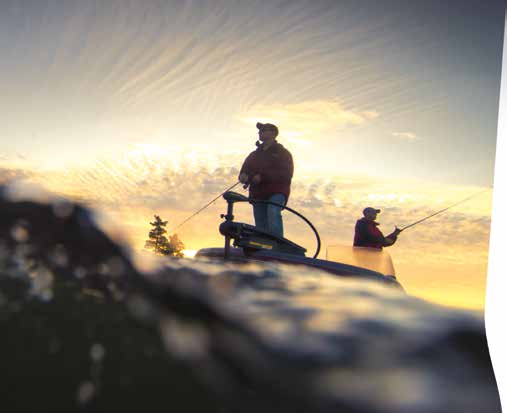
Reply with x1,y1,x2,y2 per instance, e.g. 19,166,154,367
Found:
124,143,167,162
182,249,198,258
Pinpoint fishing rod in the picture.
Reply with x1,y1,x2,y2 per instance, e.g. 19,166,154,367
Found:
398,188,490,232
169,181,242,233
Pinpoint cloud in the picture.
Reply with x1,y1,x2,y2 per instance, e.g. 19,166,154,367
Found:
0,167,32,184
362,111,380,120
1,149,493,309
238,100,380,140
36,146,242,212
0,153,29,163
392,132,418,141
28,147,490,257
5,149,492,260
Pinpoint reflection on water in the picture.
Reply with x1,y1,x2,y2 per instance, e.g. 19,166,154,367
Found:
0,190,500,412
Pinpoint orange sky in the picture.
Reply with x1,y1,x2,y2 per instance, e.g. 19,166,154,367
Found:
2,146,493,310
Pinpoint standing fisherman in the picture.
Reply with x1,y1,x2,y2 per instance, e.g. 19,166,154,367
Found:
354,207,402,249
238,122,294,238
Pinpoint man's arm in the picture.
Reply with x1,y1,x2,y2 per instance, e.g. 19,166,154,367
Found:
239,153,254,182
383,228,402,247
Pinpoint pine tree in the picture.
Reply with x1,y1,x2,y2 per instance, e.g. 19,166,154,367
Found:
168,234,185,258
145,215,169,255
144,215,185,257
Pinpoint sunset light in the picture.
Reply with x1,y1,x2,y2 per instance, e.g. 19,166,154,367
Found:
182,249,198,259
0,2,504,412
0,1,502,312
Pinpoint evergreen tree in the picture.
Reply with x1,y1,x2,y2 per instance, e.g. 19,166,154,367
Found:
145,215,169,255
168,234,185,258
144,215,185,257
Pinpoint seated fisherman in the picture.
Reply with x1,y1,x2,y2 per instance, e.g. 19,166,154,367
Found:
353,207,401,249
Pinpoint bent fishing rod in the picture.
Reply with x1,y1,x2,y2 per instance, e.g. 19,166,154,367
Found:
398,189,490,232
169,181,242,233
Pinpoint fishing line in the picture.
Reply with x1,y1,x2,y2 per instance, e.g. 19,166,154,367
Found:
399,188,490,232
169,181,242,233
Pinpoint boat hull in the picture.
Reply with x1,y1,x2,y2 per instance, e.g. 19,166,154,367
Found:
195,247,403,290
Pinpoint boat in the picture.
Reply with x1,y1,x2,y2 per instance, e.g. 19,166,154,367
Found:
195,191,403,289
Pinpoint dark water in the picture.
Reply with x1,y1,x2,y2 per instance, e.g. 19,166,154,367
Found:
0,190,501,413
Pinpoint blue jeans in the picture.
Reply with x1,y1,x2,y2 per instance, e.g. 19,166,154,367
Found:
252,193,286,238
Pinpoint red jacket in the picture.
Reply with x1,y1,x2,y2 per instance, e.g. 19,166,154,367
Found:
239,141,294,201
353,218,398,249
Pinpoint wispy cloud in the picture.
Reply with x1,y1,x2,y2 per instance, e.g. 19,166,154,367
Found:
3,147,492,309
23,148,490,260
239,100,380,141
392,132,418,141
0,167,32,184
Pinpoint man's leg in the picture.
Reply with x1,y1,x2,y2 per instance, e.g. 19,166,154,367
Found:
267,193,286,238
252,202,268,232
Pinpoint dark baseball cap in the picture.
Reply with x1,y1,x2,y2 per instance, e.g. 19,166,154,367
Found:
256,122,279,135
363,207,381,215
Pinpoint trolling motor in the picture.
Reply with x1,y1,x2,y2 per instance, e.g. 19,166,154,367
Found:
219,191,321,259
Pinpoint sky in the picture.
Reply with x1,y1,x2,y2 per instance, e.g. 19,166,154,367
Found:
0,0,505,310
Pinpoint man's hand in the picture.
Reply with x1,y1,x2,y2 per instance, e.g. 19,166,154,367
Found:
239,173,249,184
251,174,262,184
393,227,402,236
385,237,395,246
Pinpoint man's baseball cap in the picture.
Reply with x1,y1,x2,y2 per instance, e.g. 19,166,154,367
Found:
256,122,279,135
363,207,381,215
